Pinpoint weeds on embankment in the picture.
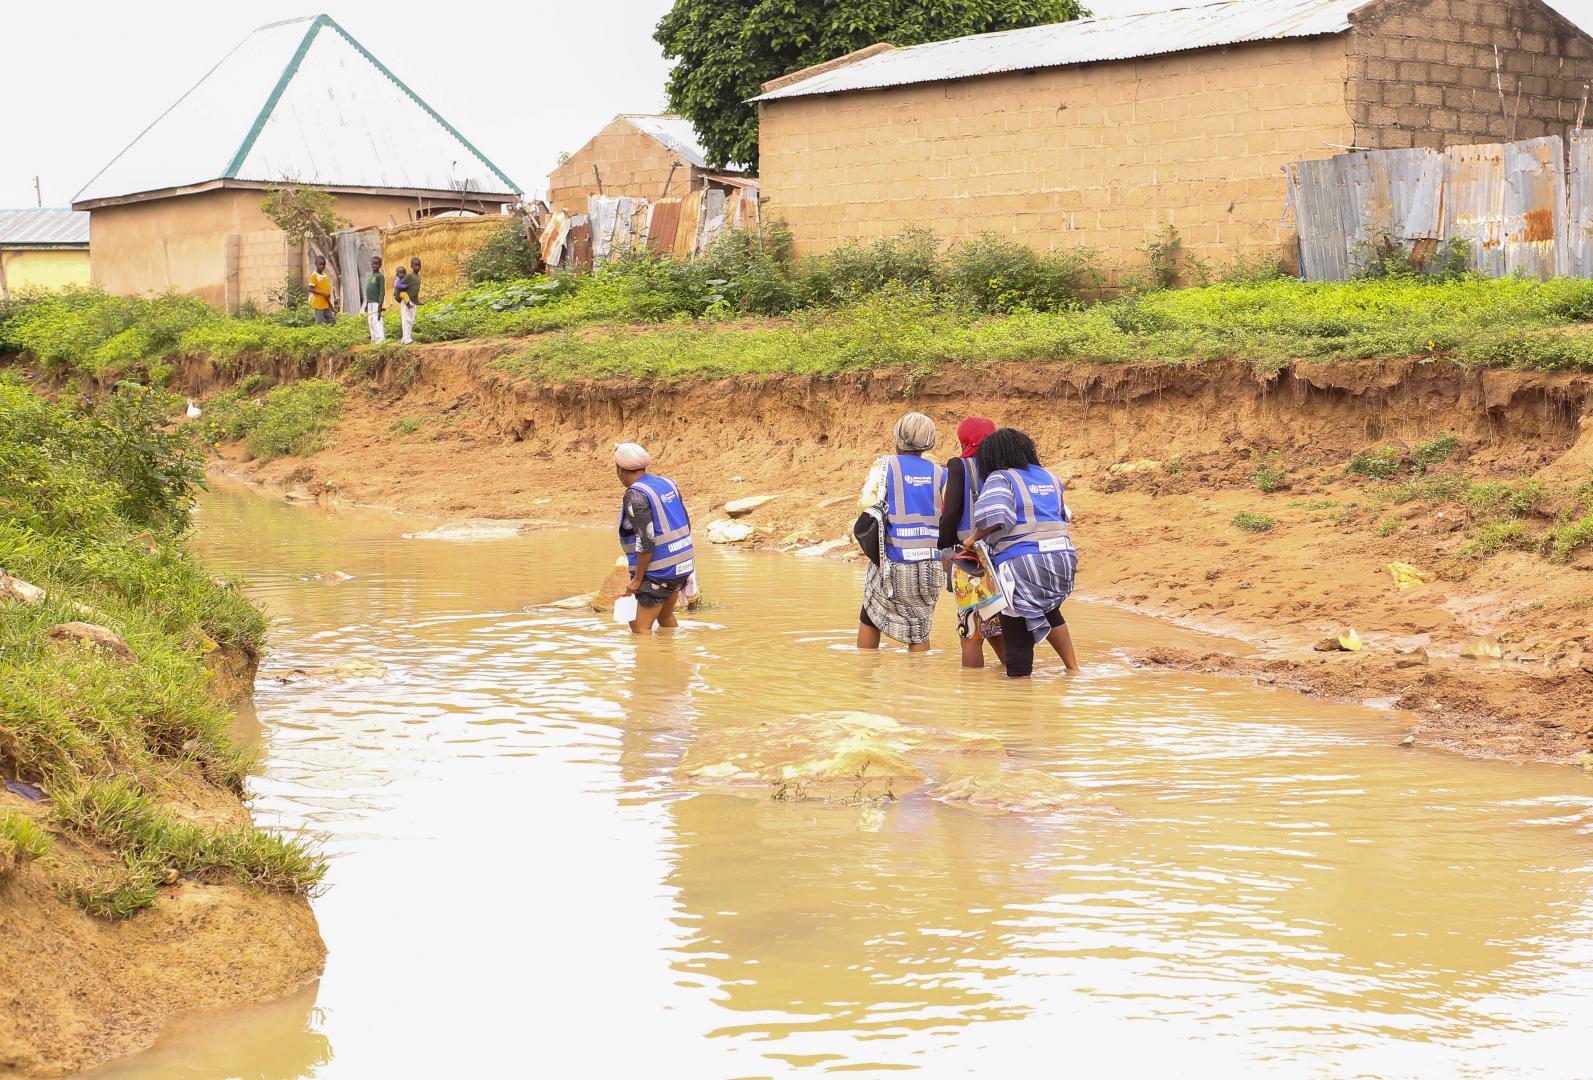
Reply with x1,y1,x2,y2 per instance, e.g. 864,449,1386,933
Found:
1340,440,1593,565
0,377,324,916
10,227,1593,384
199,376,346,460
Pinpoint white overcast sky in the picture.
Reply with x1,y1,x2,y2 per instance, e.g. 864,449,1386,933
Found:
7,0,1593,209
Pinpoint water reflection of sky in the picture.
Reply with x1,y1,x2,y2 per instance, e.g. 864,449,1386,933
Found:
95,481,1593,1078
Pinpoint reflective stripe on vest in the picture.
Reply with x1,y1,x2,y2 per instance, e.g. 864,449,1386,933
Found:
987,466,1071,566
955,459,983,544
883,454,945,563
617,474,695,579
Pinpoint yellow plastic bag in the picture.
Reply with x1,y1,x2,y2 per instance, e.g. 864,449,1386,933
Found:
1387,561,1428,591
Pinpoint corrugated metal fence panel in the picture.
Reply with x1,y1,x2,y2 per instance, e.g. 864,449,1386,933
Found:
1568,130,1593,278
1286,149,1440,281
1442,142,1507,277
335,227,381,312
1286,157,1354,281
1502,135,1565,279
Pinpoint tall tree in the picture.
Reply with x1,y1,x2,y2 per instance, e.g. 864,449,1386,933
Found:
655,0,1088,172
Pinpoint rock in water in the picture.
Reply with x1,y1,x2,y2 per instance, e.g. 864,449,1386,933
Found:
545,594,594,610
0,572,45,605
794,538,852,558
706,519,753,544
1394,647,1429,668
48,622,135,663
725,495,777,518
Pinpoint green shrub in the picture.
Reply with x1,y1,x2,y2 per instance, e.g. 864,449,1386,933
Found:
1249,451,1287,493
800,228,939,304
1348,446,1401,480
241,380,346,460
1232,512,1276,532
938,233,1100,312
1410,432,1460,473
462,218,537,284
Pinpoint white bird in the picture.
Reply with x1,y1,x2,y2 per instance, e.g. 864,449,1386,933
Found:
185,398,202,419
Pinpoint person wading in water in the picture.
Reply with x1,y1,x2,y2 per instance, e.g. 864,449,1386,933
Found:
939,416,1006,669
614,442,695,636
857,412,946,653
964,427,1080,677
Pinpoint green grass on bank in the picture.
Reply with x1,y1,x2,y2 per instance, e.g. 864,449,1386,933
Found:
200,376,346,460
8,227,1593,385
0,377,323,915
491,276,1593,384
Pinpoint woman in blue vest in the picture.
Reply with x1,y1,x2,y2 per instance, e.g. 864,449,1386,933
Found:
857,413,947,652
965,428,1080,678
938,416,1007,669
614,441,695,635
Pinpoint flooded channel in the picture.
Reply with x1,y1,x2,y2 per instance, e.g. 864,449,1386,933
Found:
97,481,1593,1078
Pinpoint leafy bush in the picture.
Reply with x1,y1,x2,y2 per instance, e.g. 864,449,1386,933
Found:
1347,446,1401,480
463,218,537,284
1411,432,1460,473
1249,451,1288,493
800,228,940,305
938,233,1100,312
1232,512,1276,532
201,376,346,460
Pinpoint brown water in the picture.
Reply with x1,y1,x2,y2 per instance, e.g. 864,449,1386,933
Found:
94,481,1593,1079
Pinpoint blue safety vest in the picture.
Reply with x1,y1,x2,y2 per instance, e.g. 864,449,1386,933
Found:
618,473,694,579
955,458,983,543
986,465,1072,567
883,454,945,563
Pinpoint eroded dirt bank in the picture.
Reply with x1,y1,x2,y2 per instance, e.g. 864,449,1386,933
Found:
0,649,326,1079
190,344,1593,764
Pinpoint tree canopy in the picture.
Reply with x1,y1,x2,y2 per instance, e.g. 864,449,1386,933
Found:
654,0,1088,172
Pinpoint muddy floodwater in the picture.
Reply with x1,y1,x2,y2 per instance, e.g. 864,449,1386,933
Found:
95,481,1593,1078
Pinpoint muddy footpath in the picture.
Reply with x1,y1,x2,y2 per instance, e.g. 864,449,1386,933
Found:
194,344,1593,766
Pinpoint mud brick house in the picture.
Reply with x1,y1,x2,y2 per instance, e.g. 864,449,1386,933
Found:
73,14,517,311
547,114,750,217
753,0,1593,269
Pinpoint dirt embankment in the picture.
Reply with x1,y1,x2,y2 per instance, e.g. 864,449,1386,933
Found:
189,344,1593,764
0,647,325,1079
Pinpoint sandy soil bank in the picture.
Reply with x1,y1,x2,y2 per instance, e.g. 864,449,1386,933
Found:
0,645,326,1079
191,343,1593,765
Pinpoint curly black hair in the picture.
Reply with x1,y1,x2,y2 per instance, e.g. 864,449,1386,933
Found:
975,428,1041,476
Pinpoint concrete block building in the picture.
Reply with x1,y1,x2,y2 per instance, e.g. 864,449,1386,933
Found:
547,114,748,218
753,0,1593,269
73,15,517,311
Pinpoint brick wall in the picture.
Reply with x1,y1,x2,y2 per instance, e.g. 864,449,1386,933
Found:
757,35,1353,272
549,118,704,216
236,230,301,310
1348,0,1593,149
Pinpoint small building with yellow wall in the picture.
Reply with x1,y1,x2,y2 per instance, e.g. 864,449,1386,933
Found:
72,14,518,311
0,209,90,298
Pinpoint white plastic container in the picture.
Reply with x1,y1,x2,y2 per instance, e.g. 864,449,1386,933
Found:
612,595,638,624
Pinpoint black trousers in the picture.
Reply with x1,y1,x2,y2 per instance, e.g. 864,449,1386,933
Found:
997,609,1065,678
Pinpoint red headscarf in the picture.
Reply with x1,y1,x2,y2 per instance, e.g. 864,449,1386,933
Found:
956,417,996,459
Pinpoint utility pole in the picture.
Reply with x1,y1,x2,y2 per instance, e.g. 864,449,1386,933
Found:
34,176,42,208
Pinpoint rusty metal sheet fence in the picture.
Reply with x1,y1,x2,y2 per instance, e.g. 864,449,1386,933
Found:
1287,134,1581,281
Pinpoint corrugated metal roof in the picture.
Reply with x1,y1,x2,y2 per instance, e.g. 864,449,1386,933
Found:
620,114,710,169
74,14,518,207
0,209,90,246
752,0,1374,102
